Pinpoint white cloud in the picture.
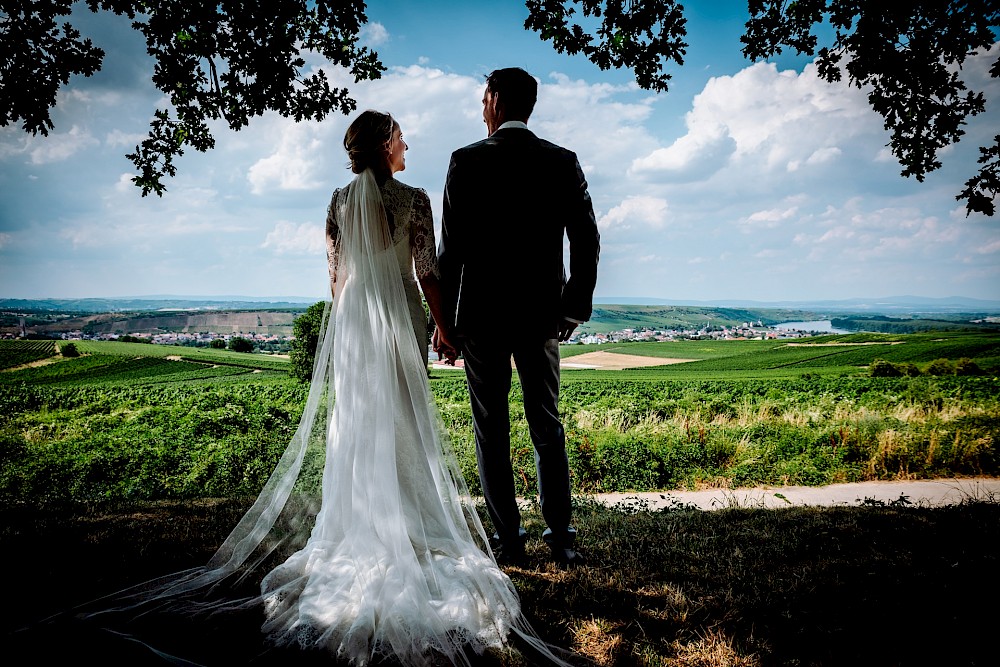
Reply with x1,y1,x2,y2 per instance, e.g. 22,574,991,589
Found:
29,125,99,164
106,129,146,148
261,221,325,255
598,196,669,230
247,122,325,193
0,232,11,249
740,205,800,229
114,173,136,192
361,22,389,46
0,127,28,160
975,239,1000,255
534,73,657,186
630,61,877,181
789,146,842,171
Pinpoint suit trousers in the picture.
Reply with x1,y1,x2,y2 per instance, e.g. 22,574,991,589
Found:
462,335,575,550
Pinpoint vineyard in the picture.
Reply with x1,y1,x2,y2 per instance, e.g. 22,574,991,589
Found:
1,331,998,503
560,331,1000,378
0,340,57,370
0,339,288,386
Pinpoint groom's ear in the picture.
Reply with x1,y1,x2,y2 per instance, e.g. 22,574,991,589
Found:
489,92,504,119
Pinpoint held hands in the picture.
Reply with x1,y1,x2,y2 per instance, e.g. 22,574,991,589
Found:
432,326,459,365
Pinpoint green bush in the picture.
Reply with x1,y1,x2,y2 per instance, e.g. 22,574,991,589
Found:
228,337,254,353
955,358,982,376
290,301,327,382
869,359,902,377
926,358,954,376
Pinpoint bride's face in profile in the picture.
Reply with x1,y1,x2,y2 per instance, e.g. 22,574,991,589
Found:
387,124,407,173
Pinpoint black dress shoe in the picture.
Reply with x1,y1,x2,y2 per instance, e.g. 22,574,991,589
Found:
491,530,528,566
549,546,586,568
494,544,528,566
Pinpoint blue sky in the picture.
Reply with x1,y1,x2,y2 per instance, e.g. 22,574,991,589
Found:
1,0,998,302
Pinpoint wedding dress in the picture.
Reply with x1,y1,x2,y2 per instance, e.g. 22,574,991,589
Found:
70,169,572,666
255,171,524,664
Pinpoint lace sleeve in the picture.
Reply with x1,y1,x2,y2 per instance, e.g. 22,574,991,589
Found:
410,188,440,279
326,189,341,284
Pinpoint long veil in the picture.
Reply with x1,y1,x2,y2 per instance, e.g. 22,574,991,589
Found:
59,169,575,666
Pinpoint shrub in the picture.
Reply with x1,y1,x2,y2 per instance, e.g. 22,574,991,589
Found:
926,358,954,376
955,358,982,376
60,342,79,358
228,337,254,353
869,359,901,377
290,301,327,382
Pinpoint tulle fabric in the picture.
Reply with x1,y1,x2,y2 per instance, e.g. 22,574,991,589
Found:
73,169,574,666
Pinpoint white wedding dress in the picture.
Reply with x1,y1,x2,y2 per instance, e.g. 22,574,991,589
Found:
74,170,571,667
256,172,524,664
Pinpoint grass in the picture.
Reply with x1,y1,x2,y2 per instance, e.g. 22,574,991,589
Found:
3,373,998,503
3,330,999,664
4,494,998,666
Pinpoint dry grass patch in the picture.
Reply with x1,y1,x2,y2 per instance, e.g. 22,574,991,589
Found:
561,352,693,370
572,617,625,665
669,628,761,666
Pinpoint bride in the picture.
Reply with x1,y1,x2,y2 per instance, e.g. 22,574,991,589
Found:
255,109,535,664
68,110,574,667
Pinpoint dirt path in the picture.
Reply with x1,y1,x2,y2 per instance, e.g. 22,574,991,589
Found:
560,351,694,370
1,354,66,373
592,477,1000,511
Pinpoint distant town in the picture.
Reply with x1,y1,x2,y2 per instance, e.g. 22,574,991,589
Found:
573,321,824,344
8,297,995,350
2,319,829,349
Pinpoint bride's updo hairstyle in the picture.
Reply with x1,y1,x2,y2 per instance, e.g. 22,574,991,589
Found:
344,110,396,181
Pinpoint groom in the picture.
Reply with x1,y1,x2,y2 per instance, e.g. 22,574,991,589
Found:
436,67,600,567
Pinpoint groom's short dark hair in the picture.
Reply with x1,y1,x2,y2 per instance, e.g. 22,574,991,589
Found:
485,68,537,121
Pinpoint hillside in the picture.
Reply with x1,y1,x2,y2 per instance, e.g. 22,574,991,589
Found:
5,296,1000,339
2,309,305,337
580,304,822,334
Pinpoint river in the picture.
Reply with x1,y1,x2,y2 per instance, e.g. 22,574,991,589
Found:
775,320,852,334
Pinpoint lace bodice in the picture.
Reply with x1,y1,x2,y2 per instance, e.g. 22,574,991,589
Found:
326,177,439,286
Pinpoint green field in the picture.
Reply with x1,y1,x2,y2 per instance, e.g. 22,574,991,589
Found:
1,332,998,502
0,340,57,370
560,331,1000,378
0,339,289,384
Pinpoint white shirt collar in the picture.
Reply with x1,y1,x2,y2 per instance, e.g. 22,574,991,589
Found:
497,120,528,130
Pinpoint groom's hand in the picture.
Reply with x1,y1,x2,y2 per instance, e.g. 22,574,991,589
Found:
557,319,578,342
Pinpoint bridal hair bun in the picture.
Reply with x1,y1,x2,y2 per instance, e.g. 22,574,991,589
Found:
345,110,396,176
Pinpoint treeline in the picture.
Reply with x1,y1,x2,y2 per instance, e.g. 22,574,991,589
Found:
833,315,1000,334
869,357,984,377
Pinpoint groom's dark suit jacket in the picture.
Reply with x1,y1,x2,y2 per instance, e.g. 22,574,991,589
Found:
438,127,600,339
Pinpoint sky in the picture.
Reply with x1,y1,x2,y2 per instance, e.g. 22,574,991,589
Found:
1,0,998,304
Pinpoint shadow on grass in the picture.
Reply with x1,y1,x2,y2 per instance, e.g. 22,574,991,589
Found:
3,495,998,666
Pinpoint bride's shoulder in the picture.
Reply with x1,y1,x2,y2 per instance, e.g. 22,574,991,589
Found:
386,178,425,196
330,184,352,204
385,178,430,211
